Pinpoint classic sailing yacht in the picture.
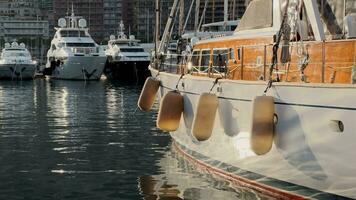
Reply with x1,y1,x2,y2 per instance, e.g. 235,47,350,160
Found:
0,42,37,80
140,0,356,199
43,7,106,80
105,21,151,83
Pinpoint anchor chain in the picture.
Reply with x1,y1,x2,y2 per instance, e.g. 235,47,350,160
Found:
265,0,290,94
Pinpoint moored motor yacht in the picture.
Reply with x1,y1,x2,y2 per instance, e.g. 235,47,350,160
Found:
105,21,151,84
0,42,37,80
43,7,106,80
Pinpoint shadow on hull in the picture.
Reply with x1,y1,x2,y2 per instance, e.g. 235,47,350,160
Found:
104,61,150,85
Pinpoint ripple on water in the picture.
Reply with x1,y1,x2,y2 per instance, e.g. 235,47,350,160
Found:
0,80,273,200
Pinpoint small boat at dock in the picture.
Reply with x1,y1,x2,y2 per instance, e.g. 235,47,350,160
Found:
0,42,37,80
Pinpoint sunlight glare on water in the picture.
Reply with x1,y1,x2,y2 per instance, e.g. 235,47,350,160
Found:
0,80,271,200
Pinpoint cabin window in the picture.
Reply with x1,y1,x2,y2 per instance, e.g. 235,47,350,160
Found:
120,48,144,52
213,49,228,73
213,49,228,66
60,30,88,37
200,50,211,72
191,50,200,67
66,43,95,47
235,0,273,32
237,48,241,60
230,48,235,60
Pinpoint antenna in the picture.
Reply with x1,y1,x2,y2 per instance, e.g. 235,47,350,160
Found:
70,3,75,28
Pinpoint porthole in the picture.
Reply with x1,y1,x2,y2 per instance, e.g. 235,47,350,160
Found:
330,120,344,133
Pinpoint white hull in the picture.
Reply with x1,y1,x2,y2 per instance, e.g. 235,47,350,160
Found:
50,56,106,80
0,64,36,79
150,68,356,199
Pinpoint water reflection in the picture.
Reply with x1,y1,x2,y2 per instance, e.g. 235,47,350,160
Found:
139,145,275,200
0,79,273,199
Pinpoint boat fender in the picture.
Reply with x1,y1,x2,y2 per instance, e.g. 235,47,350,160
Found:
192,93,219,141
138,77,161,112
251,96,275,155
156,91,184,132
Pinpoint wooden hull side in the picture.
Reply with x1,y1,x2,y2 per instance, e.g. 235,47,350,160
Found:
191,38,356,84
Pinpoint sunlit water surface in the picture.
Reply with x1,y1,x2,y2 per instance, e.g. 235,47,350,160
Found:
0,80,270,200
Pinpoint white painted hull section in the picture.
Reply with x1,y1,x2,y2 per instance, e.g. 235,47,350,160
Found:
0,64,36,79
150,68,356,199
52,56,106,80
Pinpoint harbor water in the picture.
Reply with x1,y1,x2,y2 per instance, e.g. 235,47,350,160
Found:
0,79,269,200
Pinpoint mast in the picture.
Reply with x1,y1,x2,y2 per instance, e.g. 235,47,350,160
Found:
194,0,200,31
155,0,160,59
224,0,228,23
157,0,179,54
212,0,215,23
183,0,196,32
70,3,75,28
179,0,185,35
232,0,236,20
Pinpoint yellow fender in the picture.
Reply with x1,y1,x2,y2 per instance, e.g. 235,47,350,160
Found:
138,77,160,112
192,93,219,141
157,91,184,132
251,96,275,155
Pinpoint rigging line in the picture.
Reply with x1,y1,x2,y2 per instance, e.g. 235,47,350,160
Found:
209,77,222,93
175,74,185,91
197,0,209,33
183,0,196,33
264,0,290,94
168,0,181,43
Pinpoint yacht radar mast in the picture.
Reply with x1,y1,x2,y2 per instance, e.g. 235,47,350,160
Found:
118,20,126,39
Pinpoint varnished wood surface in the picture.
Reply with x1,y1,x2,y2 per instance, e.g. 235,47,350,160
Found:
187,37,356,84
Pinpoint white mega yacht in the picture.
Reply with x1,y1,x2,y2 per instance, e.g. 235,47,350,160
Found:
44,8,106,80
105,21,151,83
0,42,37,80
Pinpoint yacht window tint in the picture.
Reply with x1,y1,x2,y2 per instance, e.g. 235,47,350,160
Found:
236,0,273,32
79,31,88,37
230,48,235,60
120,48,144,52
191,50,200,66
4,52,28,57
5,49,24,51
66,43,95,47
213,49,228,66
60,30,87,37
201,50,211,67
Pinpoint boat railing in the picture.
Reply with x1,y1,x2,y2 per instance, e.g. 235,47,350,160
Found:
153,40,356,84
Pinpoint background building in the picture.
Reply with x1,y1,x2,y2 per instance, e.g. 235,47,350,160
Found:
1,0,248,46
103,0,122,40
0,0,41,20
0,0,49,63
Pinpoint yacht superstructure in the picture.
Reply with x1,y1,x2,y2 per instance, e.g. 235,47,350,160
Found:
0,42,37,80
44,8,106,80
105,21,151,83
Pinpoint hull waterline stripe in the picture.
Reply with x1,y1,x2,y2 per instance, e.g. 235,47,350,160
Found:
172,142,306,200
160,85,356,111
173,141,352,200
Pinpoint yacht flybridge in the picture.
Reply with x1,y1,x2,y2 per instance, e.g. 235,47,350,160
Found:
0,42,37,80
44,8,106,80
105,21,150,83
